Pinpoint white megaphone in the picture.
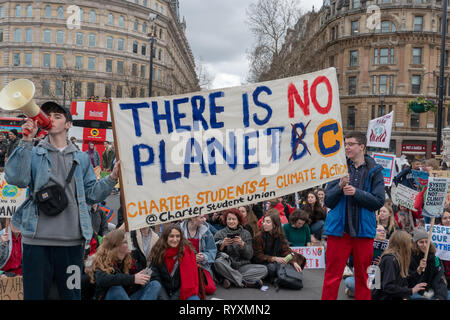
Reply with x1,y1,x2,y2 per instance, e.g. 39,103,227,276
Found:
0,79,52,136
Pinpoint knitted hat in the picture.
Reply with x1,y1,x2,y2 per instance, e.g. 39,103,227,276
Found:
413,227,428,243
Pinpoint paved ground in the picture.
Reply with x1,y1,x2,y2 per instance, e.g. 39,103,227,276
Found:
104,193,353,300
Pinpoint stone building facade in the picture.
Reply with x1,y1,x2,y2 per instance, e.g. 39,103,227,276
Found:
0,0,198,113
266,0,450,158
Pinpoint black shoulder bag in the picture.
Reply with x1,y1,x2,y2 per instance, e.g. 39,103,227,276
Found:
35,161,78,217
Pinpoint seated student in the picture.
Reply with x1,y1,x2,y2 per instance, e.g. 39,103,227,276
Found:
344,224,387,298
131,226,160,272
371,230,427,300
253,212,305,284
86,229,161,300
282,209,312,247
238,205,259,238
180,215,217,295
0,224,22,277
214,208,268,289
258,208,286,228
408,228,447,300
301,191,326,242
377,203,398,239
150,224,201,300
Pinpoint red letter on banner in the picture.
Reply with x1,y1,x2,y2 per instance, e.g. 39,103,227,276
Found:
310,76,332,115
288,80,309,118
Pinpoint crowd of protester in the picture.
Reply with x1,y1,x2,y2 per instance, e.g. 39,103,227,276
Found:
0,121,449,301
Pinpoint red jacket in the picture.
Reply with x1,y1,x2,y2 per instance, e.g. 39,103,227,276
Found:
412,187,427,220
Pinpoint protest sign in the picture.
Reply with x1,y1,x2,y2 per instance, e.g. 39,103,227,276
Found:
366,111,393,149
0,173,28,218
111,68,347,230
430,170,450,206
0,276,23,300
290,246,325,269
412,169,429,191
373,239,389,261
372,153,396,186
425,224,450,261
391,183,419,210
423,177,449,218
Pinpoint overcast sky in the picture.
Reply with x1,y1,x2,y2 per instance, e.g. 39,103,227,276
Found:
179,0,323,90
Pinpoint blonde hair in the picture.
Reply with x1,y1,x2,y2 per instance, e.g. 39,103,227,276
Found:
86,229,132,284
382,230,412,278
377,204,397,235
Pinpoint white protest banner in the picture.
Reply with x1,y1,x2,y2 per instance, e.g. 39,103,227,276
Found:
290,246,325,269
391,183,419,210
425,224,450,261
111,68,347,230
0,173,28,218
423,177,450,218
372,153,396,186
366,111,393,149
430,170,450,206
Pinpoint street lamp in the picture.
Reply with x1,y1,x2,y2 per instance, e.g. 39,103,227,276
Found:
437,0,448,156
62,73,69,108
148,13,158,97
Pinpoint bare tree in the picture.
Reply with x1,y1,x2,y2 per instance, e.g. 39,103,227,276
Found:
246,0,302,82
195,56,213,90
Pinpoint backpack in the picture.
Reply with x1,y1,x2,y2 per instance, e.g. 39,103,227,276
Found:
276,264,303,290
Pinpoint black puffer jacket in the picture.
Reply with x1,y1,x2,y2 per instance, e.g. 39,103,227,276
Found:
408,252,447,300
151,262,181,299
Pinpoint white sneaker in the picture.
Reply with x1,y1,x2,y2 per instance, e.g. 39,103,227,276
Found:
343,266,353,279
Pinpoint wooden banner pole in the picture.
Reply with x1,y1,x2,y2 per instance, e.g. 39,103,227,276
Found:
424,217,435,261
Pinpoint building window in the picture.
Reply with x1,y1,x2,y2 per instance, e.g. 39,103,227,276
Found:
108,13,113,25
25,28,33,42
158,49,162,60
140,88,145,97
132,63,138,76
348,77,357,95
371,105,376,119
389,75,394,94
352,0,359,8
55,80,63,96
414,16,423,31
25,53,32,67
0,29,3,42
106,59,113,72
413,48,422,64
75,56,83,70
88,57,96,71
118,15,124,27
106,36,113,49
130,87,137,98
373,75,377,94
141,65,146,78
44,5,52,18
43,29,52,43
133,41,138,53
378,104,386,117
88,34,96,47
15,5,22,17
143,22,147,33
330,55,335,67
374,48,394,65
76,32,84,45
26,5,33,17
134,19,139,32
142,44,147,56
42,80,50,96
90,10,96,23
159,28,163,39
43,53,51,68
0,6,4,18
116,85,123,98
379,75,387,94
411,112,420,128
87,83,95,97
351,20,359,35
56,54,64,68
381,0,391,3
56,30,65,44
13,53,20,66
74,81,82,98
118,38,124,51
57,6,64,19
79,8,84,22
349,50,358,66
143,0,148,6
105,84,112,98
117,61,124,74
14,29,22,42
412,75,421,94
380,48,389,64
348,106,356,129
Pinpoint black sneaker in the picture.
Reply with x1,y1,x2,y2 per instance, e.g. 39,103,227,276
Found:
222,279,231,289
243,279,263,289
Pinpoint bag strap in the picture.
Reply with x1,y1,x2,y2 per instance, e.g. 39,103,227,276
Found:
65,161,78,185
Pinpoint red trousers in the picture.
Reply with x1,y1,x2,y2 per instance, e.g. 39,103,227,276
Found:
322,233,374,300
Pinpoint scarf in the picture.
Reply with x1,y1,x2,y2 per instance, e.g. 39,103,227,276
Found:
164,246,199,300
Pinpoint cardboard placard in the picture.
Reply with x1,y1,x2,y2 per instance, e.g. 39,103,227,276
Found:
290,246,325,269
0,276,23,300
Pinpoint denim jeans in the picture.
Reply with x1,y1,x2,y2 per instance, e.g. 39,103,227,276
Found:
311,220,325,240
105,280,161,300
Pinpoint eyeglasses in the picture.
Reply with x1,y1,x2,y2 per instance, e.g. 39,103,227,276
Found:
376,229,386,233
344,142,361,147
